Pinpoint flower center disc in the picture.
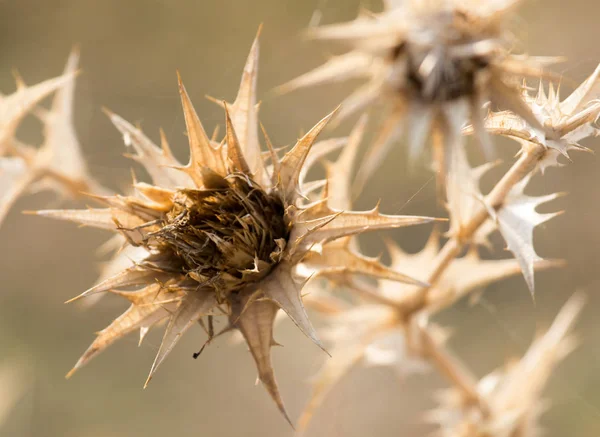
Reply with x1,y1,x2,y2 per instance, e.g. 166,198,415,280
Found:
152,173,289,294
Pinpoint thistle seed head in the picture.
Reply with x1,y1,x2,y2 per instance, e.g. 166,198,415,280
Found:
150,173,289,297
280,0,558,190
388,8,495,104
34,30,435,425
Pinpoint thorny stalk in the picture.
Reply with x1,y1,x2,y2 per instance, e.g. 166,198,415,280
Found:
408,141,546,315
394,141,548,415
418,322,491,416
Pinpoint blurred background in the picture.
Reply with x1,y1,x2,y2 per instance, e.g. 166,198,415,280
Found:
1,0,599,436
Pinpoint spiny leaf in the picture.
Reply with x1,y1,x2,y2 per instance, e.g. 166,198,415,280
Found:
106,109,191,188
38,48,92,185
0,157,33,225
446,142,498,245
0,72,75,153
324,114,367,210
275,52,372,96
302,240,428,287
428,293,583,435
67,285,175,378
495,292,584,409
353,109,404,196
279,108,338,203
294,205,436,250
305,13,399,48
230,295,292,426
560,63,600,115
68,264,170,302
297,137,347,194
224,103,250,174
177,73,226,185
33,207,146,232
226,27,264,182
333,81,381,126
1,51,104,226
145,291,217,387
383,229,561,311
496,176,563,295
261,262,326,353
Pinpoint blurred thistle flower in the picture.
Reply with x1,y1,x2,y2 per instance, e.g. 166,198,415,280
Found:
279,0,558,191
426,293,584,437
32,33,436,424
0,49,107,226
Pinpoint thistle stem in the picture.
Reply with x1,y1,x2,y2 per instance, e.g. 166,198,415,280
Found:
419,324,490,415
402,142,546,314
391,142,546,420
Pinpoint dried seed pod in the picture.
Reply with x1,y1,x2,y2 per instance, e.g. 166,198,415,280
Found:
34,32,435,424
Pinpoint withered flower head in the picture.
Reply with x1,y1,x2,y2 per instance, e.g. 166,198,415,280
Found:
279,0,557,189
34,33,434,423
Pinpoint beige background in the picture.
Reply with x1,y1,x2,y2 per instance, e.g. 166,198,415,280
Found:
1,0,599,436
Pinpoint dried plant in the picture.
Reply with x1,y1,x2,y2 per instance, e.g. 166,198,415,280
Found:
0,49,107,226
279,0,560,190
31,34,434,424
283,1,599,434
1,1,598,436
426,293,583,437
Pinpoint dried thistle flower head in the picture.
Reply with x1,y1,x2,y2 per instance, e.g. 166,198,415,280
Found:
279,0,557,190
427,293,583,437
0,49,106,226
34,33,435,423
